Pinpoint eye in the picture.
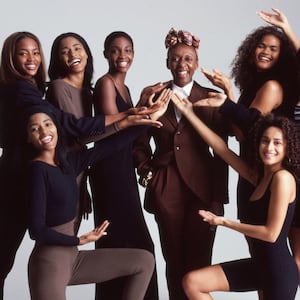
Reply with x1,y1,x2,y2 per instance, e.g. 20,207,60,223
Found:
45,121,53,127
184,56,194,63
30,126,39,132
257,43,265,49
18,51,27,56
170,57,180,63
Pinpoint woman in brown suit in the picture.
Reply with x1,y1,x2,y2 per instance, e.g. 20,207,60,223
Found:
133,28,229,300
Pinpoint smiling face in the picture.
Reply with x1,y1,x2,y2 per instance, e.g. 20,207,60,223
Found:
27,113,58,153
58,36,88,74
254,34,281,71
105,36,134,74
14,37,42,78
167,43,198,87
259,126,286,169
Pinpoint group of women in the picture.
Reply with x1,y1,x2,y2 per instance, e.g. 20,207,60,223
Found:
0,6,300,300
0,29,170,300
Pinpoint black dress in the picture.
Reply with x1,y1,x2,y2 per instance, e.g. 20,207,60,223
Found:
89,86,158,300
221,178,298,300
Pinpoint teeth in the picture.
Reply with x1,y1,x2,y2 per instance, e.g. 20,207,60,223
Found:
118,61,128,67
26,64,36,70
178,70,187,75
70,59,80,65
41,136,52,144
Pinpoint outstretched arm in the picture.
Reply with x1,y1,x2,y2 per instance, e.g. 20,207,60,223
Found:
171,93,256,185
199,170,296,242
258,8,300,51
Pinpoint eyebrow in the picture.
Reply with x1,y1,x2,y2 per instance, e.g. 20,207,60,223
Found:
28,118,52,126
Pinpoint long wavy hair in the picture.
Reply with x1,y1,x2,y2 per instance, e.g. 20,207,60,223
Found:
0,31,46,93
231,26,299,116
48,32,94,99
246,113,300,182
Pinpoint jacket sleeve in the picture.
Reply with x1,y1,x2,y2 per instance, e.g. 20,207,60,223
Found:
133,128,154,178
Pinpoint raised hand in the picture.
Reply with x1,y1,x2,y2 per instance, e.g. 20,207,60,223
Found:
137,81,171,107
148,88,173,120
79,220,110,245
257,8,289,29
201,67,234,99
171,92,194,116
193,92,227,107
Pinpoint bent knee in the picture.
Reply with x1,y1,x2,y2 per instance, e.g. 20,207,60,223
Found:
134,249,155,274
182,271,200,295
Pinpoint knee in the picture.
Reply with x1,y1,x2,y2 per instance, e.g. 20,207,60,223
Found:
182,271,199,297
136,249,155,275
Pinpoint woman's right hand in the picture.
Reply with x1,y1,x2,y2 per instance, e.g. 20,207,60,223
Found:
193,92,227,108
201,67,233,99
198,210,225,226
257,8,290,30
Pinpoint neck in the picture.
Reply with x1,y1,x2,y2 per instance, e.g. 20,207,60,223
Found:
64,72,84,89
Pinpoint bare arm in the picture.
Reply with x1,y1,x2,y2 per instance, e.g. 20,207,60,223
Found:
249,80,283,114
200,170,296,242
171,93,256,184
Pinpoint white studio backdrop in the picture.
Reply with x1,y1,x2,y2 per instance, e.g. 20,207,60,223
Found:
1,0,300,299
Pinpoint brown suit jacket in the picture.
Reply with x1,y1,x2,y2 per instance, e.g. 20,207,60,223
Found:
133,81,229,214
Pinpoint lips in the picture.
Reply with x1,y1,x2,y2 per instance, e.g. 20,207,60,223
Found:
25,63,37,70
41,135,53,144
117,61,129,68
258,55,272,62
70,58,81,66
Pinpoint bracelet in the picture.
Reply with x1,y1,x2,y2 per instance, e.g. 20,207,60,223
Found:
113,121,121,132
141,171,153,187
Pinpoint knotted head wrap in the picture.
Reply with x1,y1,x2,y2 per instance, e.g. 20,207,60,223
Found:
165,27,200,49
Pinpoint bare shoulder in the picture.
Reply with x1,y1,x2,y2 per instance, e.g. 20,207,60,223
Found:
94,75,115,91
260,80,283,93
272,169,296,188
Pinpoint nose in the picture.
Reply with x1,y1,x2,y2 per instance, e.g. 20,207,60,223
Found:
266,141,274,150
27,52,34,61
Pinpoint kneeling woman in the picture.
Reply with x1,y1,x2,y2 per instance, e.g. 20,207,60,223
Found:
171,93,300,300
23,99,170,300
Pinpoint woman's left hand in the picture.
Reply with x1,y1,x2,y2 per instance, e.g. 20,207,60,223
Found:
79,220,110,245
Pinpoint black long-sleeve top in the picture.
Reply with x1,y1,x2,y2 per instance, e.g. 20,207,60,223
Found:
28,126,146,246
0,80,105,175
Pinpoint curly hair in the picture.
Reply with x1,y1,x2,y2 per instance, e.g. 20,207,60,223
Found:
0,31,46,93
246,113,300,182
48,32,94,99
231,26,299,114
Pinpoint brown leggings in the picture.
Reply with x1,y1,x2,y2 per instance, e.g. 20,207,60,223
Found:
28,221,154,300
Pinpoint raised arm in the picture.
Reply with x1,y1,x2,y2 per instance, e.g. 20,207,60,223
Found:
201,67,235,100
200,170,296,242
171,93,256,185
258,8,300,52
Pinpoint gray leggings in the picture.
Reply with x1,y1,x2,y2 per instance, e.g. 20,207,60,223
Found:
28,221,154,300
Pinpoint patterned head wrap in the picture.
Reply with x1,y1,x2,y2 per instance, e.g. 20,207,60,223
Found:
165,27,200,49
